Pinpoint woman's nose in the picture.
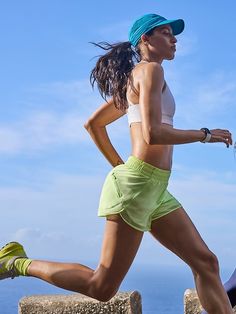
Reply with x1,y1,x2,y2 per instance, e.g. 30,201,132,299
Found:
172,36,177,43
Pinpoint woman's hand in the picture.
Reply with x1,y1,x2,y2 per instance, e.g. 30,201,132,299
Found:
209,129,233,147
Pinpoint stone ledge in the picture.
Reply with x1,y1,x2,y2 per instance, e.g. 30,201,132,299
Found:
184,289,236,314
18,291,142,314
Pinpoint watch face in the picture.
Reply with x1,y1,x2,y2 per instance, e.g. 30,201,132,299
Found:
201,128,211,134
203,128,210,134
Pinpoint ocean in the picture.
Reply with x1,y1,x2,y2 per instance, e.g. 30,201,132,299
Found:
0,265,195,314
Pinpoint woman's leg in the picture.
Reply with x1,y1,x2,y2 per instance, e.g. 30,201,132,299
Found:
27,214,143,302
201,268,236,314
149,207,233,314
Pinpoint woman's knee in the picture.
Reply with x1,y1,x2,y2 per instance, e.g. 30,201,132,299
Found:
72,276,119,302
190,249,219,276
90,283,119,302
87,272,120,302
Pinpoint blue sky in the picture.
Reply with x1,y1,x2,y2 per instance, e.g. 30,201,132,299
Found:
0,0,235,278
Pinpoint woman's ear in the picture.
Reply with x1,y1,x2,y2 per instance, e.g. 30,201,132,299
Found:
140,34,149,45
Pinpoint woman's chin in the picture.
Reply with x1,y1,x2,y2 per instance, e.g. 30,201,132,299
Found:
166,53,176,60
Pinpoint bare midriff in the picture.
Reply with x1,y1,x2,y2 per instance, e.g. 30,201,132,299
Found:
129,123,173,170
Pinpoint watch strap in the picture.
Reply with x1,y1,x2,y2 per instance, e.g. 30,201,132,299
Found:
200,128,212,143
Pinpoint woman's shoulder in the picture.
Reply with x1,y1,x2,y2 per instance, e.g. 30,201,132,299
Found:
134,62,164,89
133,61,163,78
127,61,165,103
142,62,164,77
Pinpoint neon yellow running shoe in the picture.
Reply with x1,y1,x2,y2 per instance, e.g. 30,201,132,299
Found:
0,242,27,280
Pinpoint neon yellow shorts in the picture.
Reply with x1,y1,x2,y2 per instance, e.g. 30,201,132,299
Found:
98,155,182,232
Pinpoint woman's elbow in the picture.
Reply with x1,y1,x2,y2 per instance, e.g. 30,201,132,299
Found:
84,120,90,130
84,119,96,132
84,119,105,134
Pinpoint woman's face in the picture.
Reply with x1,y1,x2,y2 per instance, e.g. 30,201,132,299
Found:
142,25,177,61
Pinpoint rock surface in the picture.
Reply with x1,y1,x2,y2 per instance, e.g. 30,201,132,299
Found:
18,291,142,314
184,289,236,314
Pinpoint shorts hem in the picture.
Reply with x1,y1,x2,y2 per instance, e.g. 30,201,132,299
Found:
151,204,182,222
98,208,148,232
119,212,149,232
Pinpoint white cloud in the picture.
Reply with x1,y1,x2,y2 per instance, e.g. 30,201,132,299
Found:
164,49,236,129
195,74,236,113
0,172,105,261
0,74,131,156
0,127,23,153
25,111,89,147
9,228,73,260
0,108,129,156
170,167,236,212
0,110,91,155
27,79,101,111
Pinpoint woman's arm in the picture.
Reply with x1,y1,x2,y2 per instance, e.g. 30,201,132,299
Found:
148,124,232,147
139,62,232,146
84,98,126,167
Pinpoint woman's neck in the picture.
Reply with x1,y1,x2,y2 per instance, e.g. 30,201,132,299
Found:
140,54,164,64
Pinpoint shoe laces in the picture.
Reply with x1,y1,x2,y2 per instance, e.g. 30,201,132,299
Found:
8,260,19,279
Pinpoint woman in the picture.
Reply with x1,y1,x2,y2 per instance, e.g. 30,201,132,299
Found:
0,13,234,314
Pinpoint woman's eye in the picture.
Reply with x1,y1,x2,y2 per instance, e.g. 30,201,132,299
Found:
163,31,173,37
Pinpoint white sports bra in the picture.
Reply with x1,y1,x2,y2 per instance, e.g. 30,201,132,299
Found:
126,63,175,127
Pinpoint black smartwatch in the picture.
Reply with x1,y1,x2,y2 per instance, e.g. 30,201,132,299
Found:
200,128,212,143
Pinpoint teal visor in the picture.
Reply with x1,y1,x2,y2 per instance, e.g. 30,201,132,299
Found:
129,13,185,47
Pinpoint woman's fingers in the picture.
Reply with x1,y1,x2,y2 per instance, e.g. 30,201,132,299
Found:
210,129,232,147
222,130,232,145
217,136,229,147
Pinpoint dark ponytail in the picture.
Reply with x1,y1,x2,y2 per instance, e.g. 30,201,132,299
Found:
90,41,140,111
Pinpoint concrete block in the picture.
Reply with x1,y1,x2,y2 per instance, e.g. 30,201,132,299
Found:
184,289,202,314
184,289,236,314
18,290,142,314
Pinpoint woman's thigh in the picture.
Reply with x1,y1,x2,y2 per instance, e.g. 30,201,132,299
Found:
150,207,214,271
92,214,143,292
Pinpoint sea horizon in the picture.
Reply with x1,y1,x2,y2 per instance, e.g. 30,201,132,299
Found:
0,264,195,314
0,264,232,313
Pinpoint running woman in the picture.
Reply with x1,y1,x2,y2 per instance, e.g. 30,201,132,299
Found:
0,13,234,314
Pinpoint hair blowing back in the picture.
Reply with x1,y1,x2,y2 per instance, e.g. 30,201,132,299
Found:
90,41,140,111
